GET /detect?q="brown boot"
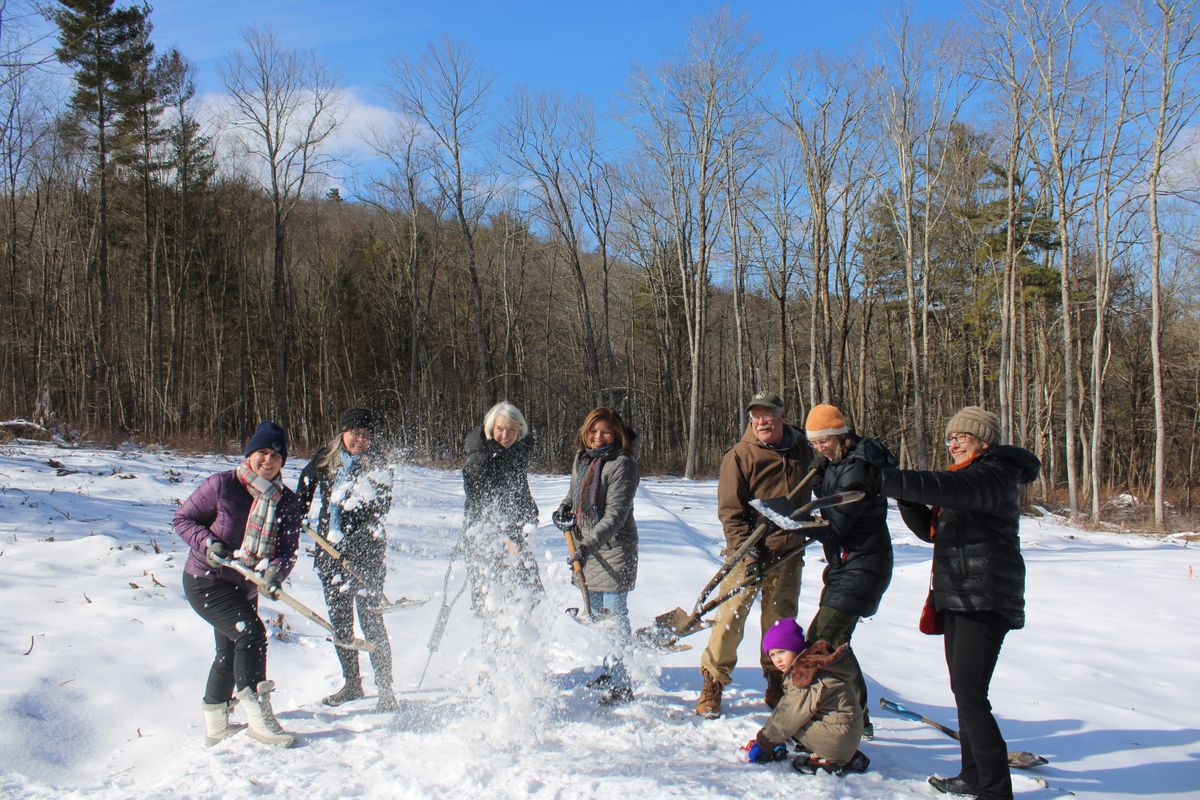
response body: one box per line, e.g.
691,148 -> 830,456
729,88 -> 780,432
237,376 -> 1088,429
765,670 -> 785,709
695,670 -> 723,719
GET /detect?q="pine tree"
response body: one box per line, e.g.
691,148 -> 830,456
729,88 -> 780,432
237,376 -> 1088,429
53,0 -> 151,428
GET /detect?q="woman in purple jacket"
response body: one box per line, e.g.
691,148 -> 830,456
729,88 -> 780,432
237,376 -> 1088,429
174,421 -> 302,748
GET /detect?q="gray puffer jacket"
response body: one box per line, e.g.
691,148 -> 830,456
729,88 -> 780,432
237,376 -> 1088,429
561,445 -> 639,593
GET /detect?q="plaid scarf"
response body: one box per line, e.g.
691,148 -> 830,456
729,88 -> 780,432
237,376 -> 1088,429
236,460 -> 284,564
573,445 -> 615,526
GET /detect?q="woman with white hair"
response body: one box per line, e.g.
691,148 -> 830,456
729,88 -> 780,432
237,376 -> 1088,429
461,401 -> 543,613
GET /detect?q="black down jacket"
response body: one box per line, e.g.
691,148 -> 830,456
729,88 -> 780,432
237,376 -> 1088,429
814,436 -> 894,618
462,426 -> 538,534
882,445 -> 1041,630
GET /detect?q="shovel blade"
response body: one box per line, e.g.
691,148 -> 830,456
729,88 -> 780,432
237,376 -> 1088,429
332,636 -> 376,653
1008,751 -> 1049,769
649,607 -> 712,637
372,596 -> 431,614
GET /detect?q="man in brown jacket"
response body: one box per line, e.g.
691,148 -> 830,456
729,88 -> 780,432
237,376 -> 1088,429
695,391 -> 813,718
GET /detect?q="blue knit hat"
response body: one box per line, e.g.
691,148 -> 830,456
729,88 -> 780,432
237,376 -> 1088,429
762,617 -> 806,655
243,421 -> 288,464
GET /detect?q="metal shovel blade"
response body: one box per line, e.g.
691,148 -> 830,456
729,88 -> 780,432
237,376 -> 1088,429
371,595 -> 430,614
648,607 -> 713,637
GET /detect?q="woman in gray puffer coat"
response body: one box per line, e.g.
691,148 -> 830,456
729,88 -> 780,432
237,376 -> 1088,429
556,406 -> 639,705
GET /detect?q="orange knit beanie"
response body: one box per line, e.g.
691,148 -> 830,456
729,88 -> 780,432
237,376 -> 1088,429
805,404 -> 848,438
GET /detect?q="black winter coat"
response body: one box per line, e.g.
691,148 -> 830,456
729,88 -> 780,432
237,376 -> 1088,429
815,436 -> 894,618
296,447 -> 392,564
462,427 -> 538,535
882,445 -> 1041,630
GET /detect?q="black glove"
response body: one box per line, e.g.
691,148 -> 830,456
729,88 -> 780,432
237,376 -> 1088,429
810,523 -> 836,544
568,543 -> 587,569
552,504 -> 575,529
856,468 -> 882,496
260,565 -> 282,599
860,439 -> 898,471
743,553 -> 764,583
809,452 -> 829,473
205,539 -> 230,568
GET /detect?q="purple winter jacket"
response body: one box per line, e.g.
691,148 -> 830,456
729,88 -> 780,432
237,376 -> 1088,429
173,469 -> 302,596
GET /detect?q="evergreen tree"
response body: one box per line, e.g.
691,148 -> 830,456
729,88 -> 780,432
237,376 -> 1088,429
53,0 -> 151,427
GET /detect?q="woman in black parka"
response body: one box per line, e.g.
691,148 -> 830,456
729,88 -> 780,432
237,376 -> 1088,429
296,407 -> 396,711
803,403 -> 894,738
462,401 -> 543,614
877,406 -> 1040,800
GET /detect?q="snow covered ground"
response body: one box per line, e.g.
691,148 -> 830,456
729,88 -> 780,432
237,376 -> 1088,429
0,440 -> 1197,799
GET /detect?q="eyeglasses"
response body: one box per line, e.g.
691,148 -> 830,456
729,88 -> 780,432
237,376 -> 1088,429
945,433 -> 974,447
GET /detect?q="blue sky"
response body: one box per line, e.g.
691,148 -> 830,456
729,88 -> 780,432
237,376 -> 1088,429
147,0 -> 966,107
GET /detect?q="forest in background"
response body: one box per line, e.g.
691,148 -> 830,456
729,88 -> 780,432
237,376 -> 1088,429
2,1 -> 1199,527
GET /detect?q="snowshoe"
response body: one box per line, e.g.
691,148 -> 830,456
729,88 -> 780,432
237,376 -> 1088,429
792,750 -> 870,776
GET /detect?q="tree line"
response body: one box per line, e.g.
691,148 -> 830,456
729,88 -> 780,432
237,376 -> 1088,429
2,0 -> 1199,527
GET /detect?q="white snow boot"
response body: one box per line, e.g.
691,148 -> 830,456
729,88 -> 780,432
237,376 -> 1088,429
201,700 -> 246,746
236,680 -> 296,748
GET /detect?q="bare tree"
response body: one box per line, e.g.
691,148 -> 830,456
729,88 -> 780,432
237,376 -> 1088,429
1136,0 -> 1200,525
1016,0 -> 1099,518
783,50 -> 872,407
389,36 -> 496,410
501,87 -> 604,404
220,24 -> 342,428
878,13 -> 976,468
623,9 -> 768,477
364,117 -> 432,405
1080,7 -> 1146,521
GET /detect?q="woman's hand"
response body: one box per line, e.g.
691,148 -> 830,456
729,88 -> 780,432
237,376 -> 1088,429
205,538 -> 230,568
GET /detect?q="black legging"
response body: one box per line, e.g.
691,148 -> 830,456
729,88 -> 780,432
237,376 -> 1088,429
944,609 -> 1013,800
184,572 -> 267,704
316,549 -> 393,690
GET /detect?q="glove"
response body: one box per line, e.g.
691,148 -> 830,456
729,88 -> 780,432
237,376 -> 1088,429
809,452 -> 829,473
744,546 -> 768,582
567,543 -> 587,569
205,539 -> 230,568
552,503 -> 574,528
740,739 -> 787,763
260,565 -> 282,599
811,524 -> 836,545
860,438 -> 898,471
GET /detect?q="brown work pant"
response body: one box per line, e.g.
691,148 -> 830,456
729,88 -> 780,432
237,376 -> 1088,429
699,554 -> 803,685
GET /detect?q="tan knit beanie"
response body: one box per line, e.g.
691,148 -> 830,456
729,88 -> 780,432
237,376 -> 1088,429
805,404 -> 849,438
945,405 -> 1000,445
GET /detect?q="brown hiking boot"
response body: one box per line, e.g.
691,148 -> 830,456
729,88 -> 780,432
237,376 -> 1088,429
695,670 -> 723,719
765,670 -> 785,709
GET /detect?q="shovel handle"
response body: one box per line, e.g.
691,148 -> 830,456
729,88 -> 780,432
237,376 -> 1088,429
214,555 -> 377,653
879,698 -> 960,739
562,526 -> 594,619
304,522 -> 395,608
694,467 -> 819,609
695,535 -> 816,620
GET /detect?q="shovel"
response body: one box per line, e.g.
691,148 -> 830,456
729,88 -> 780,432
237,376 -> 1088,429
878,698 -> 1049,769
552,511 -> 599,621
637,488 -> 865,647
304,523 -> 428,613
417,555 -> 468,688
213,555 -> 376,653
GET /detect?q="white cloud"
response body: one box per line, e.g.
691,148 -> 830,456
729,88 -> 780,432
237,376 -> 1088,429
194,86 -> 406,194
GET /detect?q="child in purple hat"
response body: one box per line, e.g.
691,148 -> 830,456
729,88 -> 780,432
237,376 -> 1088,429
739,618 -> 867,774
